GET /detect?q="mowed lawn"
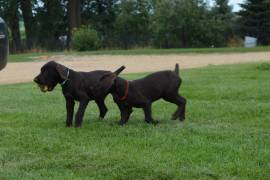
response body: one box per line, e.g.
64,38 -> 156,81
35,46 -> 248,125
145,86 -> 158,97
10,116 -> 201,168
0,62 -> 269,179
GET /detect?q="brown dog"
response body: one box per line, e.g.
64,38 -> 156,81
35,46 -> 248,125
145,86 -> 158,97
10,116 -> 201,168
34,61 -> 125,127
96,64 -> 186,125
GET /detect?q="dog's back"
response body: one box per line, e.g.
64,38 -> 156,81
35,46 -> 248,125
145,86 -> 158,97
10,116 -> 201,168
131,67 -> 181,101
81,70 -> 110,84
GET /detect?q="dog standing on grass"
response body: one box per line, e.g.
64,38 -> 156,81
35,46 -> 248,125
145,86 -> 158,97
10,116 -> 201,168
96,64 -> 186,125
34,61 -> 125,127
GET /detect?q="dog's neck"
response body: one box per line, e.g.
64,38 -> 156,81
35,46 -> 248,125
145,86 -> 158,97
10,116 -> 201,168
58,69 -> 74,87
114,77 -> 129,99
60,69 -> 70,86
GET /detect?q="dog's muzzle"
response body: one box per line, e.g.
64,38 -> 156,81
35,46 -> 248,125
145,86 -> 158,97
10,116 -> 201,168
34,77 -> 52,93
38,84 -> 49,92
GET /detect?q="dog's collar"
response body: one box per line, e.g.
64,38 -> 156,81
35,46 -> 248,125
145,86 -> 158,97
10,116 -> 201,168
119,80 -> 129,101
60,69 -> 69,87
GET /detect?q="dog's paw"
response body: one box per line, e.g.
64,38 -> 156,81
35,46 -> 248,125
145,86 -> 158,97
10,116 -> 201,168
171,115 -> 178,120
179,116 -> 185,122
146,120 -> 159,125
99,114 -> 106,119
118,121 -> 126,126
66,124 -> 73,128
98,117 -> 105,121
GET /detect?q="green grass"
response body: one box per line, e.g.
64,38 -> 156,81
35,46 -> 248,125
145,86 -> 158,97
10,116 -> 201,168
9,52 -> 64,63
9,46 -> 270,62
0,63 -> 270,179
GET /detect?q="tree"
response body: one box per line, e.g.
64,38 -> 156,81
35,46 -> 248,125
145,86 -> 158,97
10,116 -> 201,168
68,0 -> 81,48
211,0 -> 233,46
20,0 -> 37,49
238,0 -> 270,45
151,0 -> 214,48
113,0 -> 151,48
81,0 -> 119,47
0,0 -> 245,51
0,0 -> 22,52
35,0 -> 67,49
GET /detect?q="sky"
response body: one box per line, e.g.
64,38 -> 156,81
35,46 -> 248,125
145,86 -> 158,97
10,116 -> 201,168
210,0 -> 245,12
229,0 -> 245,11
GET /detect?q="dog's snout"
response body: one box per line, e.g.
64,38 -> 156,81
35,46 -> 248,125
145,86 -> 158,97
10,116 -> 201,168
34,76 -> 39,83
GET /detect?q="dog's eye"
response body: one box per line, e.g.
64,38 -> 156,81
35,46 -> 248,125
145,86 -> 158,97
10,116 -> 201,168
41,70 -> 48,76
41,69 -> 46,73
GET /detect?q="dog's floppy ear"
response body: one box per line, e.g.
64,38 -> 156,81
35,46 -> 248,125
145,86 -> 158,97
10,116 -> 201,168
56,64 -> 68,80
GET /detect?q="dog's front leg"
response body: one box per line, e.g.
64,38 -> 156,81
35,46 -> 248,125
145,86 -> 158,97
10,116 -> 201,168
75,100 -> 89,128
118,104 -> 132,125
143,103 -> 158,125
65,97 -> 75,127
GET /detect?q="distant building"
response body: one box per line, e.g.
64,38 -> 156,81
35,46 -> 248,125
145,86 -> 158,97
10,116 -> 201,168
244,36 -> 257,48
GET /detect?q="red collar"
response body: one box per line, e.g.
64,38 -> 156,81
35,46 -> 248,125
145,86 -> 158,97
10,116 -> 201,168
119,80 -> 129,101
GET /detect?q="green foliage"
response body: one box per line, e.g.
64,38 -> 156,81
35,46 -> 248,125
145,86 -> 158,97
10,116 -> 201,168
151,0 -> 233,48
0,0 -> 22,52
2,0 -> 270,51
71,27 -> 101,51
0,63 -> 270,178
35,0 -> 67,50
256,62 -> 270,71
81,0 -> 119,47
113,0 -> 152,48
238,0 -> 270,45
211,0 -> 234,47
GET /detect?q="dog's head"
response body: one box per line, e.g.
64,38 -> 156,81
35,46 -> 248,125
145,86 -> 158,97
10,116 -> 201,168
34,61 -> 69,92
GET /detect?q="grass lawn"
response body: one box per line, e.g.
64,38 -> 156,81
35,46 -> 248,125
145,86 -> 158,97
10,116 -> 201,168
9,46 -> 270,62
0,62 -> 270,179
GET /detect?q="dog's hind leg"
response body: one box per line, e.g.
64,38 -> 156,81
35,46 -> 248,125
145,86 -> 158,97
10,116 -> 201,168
178,95 -> 187,121
163,94 -> 186,121
95,98 -> 108,119
65,97 -> 75,127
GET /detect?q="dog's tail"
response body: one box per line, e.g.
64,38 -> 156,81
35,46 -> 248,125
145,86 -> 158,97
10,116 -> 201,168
174,64 -> 179,75
114,65 -> 126,75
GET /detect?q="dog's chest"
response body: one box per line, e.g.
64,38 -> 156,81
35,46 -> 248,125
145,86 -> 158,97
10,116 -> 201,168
62,88 -> 81,101
63,92 -> 77,101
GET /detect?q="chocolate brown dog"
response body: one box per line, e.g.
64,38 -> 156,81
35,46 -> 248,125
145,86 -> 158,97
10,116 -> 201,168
96,64 -> 186,125
34,61 -> 125,127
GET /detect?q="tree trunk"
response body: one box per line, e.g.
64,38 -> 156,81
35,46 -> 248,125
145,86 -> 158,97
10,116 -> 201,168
7,0 -> 22,52
67,0 -> 81,49
181,27 -> 187,48
20,0 -> 36,49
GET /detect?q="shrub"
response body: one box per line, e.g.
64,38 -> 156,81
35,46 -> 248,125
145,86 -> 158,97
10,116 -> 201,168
227,36 -> 244,47
71,27 -> 101,51
256,63 -> 270,71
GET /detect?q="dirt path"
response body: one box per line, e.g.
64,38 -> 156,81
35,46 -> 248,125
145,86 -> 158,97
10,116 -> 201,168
0,52 -> 270,85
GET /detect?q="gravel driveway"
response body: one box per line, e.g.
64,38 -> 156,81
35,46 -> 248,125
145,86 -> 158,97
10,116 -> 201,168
0,52 -> 270,85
